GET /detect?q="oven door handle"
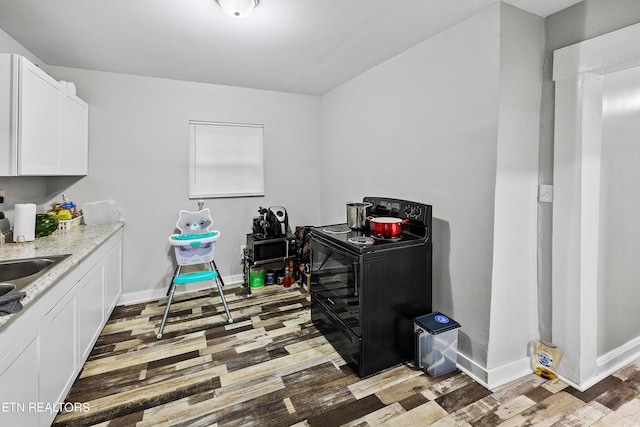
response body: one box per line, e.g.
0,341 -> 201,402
352,260 -> 359,297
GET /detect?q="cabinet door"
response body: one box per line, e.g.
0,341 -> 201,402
78,264 -> 105,361
0,54 -> 17,176
39,288 -> 78,419
18,57 -> 62,175
60,92 -> 88,175
0,327 -> 40,426
104,241 -> 122,316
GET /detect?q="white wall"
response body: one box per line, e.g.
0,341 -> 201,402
33,66 -> 323,300
0,28 -> 44,67
320,4 -> 544,387
321,5 -> 502,372
599,65 -> 640,355
487,4 -> 544,376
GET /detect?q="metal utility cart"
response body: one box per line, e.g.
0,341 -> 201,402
242,231 -> 297,294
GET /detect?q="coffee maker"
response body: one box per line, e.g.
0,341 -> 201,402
252,206 -> 289,239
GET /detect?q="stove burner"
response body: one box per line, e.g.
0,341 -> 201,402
323,225 -> 351,234
348,236 -> 375,245
372,235 -> 402,242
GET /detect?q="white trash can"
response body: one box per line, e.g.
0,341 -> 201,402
414,312 -> 461,377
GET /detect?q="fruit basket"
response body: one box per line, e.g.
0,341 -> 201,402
58,215 -> 83,232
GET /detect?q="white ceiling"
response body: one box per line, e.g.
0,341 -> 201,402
0,0 -> 582,95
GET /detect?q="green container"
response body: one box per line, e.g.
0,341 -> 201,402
249,267 -> 265,289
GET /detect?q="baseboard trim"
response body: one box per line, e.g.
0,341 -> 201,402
458,339 -> 640,393
597,334 -> 640,375
579,335 -> 640,391
456,352 -> 490,388
554,336 -> 640,392
457,352 -> 532,390
118,274 -> 244,305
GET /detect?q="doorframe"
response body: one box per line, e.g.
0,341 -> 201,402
552,22 -> 640,390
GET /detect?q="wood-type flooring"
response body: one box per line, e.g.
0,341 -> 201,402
53,285 -> 640,426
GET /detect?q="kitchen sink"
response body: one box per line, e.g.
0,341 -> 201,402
0,254 -> 71,292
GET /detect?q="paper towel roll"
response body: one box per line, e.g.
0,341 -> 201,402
13,203 -> 36,242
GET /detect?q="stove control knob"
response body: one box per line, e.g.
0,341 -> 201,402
403,205 -> 413,217
414,206 -> 423,217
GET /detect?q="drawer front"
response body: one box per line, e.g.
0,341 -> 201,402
312,296 -> 361,375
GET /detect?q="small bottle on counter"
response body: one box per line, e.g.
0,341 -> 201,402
283,264 -> 291,288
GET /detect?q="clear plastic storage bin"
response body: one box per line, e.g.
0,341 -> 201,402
414,312 -> 461,377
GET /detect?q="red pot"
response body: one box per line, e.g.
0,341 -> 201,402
369,217 -> 409,239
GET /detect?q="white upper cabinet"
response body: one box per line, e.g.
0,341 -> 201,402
60,89 -> 89,175
0,54 -> 88,176
18,57 -> 62,175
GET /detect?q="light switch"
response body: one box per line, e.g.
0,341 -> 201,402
539,185 -> 553,203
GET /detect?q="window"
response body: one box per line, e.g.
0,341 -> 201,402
189,121 -> 264,198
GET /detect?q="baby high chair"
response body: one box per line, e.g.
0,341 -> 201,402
157,207 -> 233,339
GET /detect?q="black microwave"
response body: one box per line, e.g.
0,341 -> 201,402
246,232 -> 296,265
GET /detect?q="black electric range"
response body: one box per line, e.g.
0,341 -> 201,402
311,196 -> 431,254
309,197 -> 433,378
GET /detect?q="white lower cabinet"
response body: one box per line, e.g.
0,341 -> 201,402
0,327 -> 40,426
78,263 -> 105,362
104,242 -> 122,318
0,229 -> 122,426
39,289 -> 78,426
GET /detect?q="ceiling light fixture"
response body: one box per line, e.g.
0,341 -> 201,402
216,0 -> 259,18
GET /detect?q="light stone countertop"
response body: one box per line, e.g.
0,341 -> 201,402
0,221 -> 124,329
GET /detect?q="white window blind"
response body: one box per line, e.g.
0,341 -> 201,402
189,121 -> 264,198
